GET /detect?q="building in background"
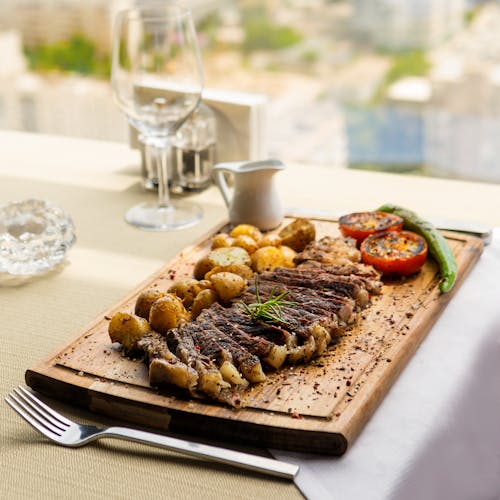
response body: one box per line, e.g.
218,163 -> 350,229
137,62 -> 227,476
0,0 -> 132,53
0,0 -> 222,142
1,0 -> 500,183
352,0 -> 466,50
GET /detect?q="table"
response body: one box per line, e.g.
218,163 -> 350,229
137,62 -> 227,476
1,131 -> 499,499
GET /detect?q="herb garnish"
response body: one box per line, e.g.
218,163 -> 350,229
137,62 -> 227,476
241,276 -> 296,325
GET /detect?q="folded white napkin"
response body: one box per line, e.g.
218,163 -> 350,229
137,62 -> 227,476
272,229 -> 500,500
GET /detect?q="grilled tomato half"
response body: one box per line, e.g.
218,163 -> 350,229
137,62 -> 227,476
360,230 -> 428,275
338,211 -> 403,246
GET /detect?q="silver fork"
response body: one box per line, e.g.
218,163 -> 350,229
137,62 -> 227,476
5,386 -> 299,480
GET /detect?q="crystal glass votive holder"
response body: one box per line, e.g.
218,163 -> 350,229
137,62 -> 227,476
0,199 -> 76,275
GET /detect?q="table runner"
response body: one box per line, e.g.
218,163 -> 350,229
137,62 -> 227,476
272,229 -> 500,500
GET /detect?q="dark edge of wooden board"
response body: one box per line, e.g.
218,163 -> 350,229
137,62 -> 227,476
24,368 -> 349,455
24,217 -> 484,455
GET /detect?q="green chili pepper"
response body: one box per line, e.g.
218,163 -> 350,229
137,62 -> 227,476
376,204 -> 457,293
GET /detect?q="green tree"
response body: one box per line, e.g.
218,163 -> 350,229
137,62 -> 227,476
372,50 -> 431,103
241,9 -> 302,53
25,34 -> 110,78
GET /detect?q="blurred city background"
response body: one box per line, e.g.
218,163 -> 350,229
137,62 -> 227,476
1,0 -> 500,182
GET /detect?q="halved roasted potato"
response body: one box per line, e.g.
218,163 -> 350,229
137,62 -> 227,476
279,218 -> 316,252
194,246 -> 252,280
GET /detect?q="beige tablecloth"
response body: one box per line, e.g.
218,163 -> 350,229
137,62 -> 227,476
0,132 -> 301,500
1,131 -> 500,499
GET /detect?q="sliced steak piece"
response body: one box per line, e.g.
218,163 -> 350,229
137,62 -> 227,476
256,278 -> 356,325
165,328 -> 238,406
137,331 -> 198,392
236,288 -> 328,359
200,304 -> 288,370
179,321 -> 249,388
261,267 -> 370,307
182,319 -> 266,384
210,299 -> 314,365
294,262 -> 383,294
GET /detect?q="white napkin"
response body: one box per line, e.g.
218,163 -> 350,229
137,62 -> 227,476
271,229 -> 500,500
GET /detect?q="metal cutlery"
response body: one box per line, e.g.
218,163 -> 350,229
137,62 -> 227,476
5,386 -> 299,480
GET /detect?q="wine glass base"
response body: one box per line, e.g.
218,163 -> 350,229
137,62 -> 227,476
125,200 -> 202,231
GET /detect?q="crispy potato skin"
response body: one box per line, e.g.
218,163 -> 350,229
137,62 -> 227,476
279,218 -> 316,252
258,233 -> 282,248
149,294 -> 189,334
168,279 -> 211,308
135,289 -> 165,319
191,288 -> 219,319
193,256 -> 213,281
279,245 -> 297,268
204,263 -> 254,281
251,246 -> 285,273
232,235 -> 258,255
208,272 -> 247,303
211,233 -> 234,249
108,312 -> 151,354
229,224 -> 263,242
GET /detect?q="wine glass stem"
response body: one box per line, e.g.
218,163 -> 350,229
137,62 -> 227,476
151,142 -> 171,209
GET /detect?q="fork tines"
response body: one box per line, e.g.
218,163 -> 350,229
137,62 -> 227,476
5,386 -> 70,439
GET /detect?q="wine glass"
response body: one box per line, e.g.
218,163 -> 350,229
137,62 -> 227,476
111,5 -> 204,230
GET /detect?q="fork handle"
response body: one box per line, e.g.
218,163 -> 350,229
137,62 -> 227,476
102,426 -> 299,480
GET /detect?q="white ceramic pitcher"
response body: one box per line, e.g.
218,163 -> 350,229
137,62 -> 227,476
213,159 -> 285,230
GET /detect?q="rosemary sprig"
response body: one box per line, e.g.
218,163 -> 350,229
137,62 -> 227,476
241,276 -> 296,325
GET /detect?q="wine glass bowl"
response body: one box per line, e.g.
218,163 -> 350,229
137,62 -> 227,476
111,5 -> 204,230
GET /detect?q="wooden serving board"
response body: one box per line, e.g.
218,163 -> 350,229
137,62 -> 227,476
26,216 -> 483,455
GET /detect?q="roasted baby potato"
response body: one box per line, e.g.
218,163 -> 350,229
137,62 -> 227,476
191,288 -> 219,319
208,272 -> 247,303
168,278 -> 210,308
194,246 -> 252,280
279,245 -> 297,268
251,246 -> 285,273
193,256 -> 213,280
211,233 -> 234,249
229,224 -> 262,242
231,235 -> 258,255
258,233 -> 282,248
279,218 -> 316,252
108,312 -> 151,355
134,289 -> 165,320
204,263 -> 254,281
149,294 -> 189,334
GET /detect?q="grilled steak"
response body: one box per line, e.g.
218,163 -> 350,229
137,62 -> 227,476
138,331 -> 198,392
165,327 -> 239,405
120,234 -> 384,407
200,304 -> 288,371
260,267 -> 371,307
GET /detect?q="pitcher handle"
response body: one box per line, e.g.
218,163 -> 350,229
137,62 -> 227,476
212,162 -> 242,208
